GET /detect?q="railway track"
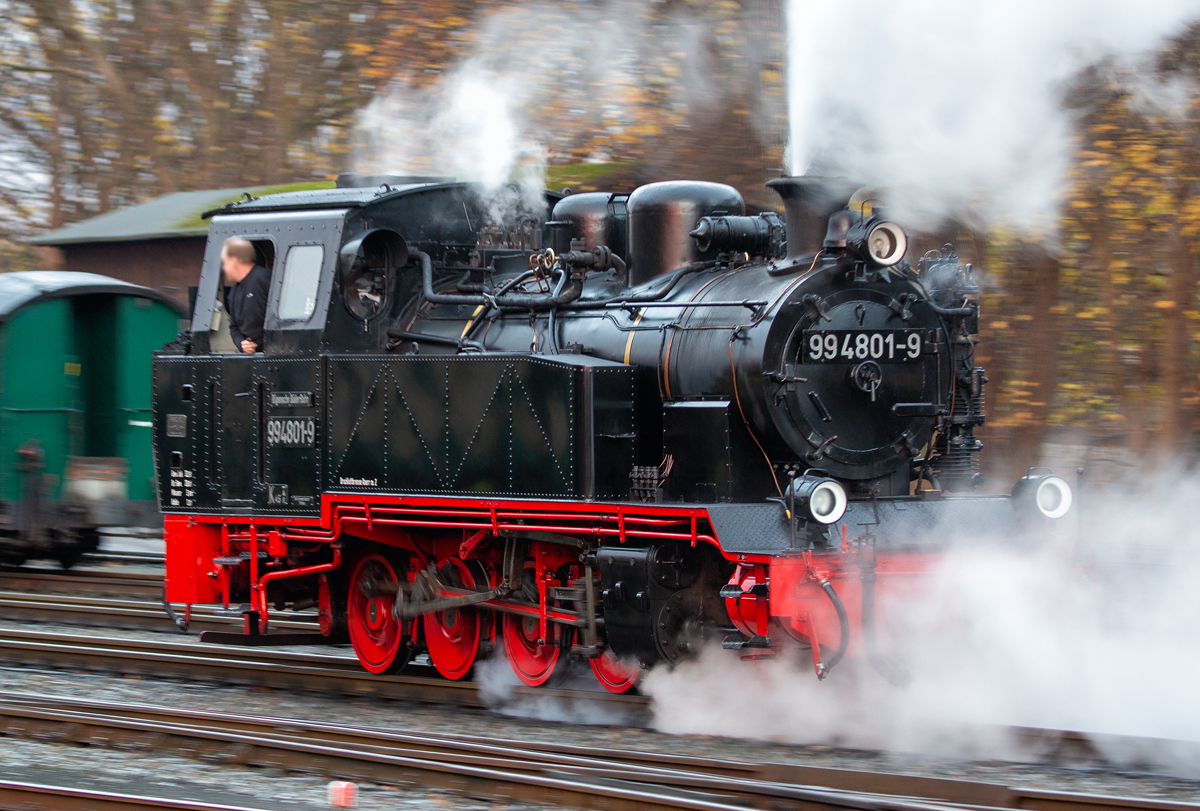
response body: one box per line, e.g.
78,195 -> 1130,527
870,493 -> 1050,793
0,566 -> 322,635
0,565 -> 162,599
0,781 -> 264,811
0,604 -> 1193,775
0,572 -> 1194,796
0,589 -> 319,634
0,626 -> 646,715
0,690 -> 1194,811
82,549 -> 165,567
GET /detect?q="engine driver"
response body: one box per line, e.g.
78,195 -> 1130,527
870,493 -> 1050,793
221,236 -> 271,354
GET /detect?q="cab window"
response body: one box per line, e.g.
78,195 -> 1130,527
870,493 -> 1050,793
278,244 -> 325,321
206,236 -> 275,353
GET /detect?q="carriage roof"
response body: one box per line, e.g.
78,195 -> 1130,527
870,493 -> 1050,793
0,271 -> 184,320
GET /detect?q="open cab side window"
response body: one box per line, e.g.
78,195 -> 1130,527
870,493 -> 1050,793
191,231 -> 276,354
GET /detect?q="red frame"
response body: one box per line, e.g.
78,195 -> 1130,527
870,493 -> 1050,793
165,492 -> 927,672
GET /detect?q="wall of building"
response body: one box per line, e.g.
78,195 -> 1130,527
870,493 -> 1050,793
59,237 -> 206,308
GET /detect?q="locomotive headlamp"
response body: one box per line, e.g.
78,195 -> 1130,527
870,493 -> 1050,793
788,474 -> 848,524
824,212 -> 908,267
865,221 -> 907,266
1011,474 -> 1073,520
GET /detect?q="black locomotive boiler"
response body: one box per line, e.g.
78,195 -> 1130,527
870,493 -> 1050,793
153,175 -> 1073,689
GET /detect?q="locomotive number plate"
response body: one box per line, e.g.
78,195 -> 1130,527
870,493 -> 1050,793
266,416 -> 315,447
804,329 -> 923,363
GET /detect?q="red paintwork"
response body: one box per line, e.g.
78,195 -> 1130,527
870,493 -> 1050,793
257,545 -> 342,633
165,492 -> 936,678
503,612 -> 564,686
347,553 -> 406,673
317,574 -> 335,636
163,516 -> 221,604
423,556 -> 482,680
179,494 -> 723,553
590,650 -> 641,693
725,549 -> 930,664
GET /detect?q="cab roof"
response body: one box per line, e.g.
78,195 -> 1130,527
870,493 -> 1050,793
202,181 -> 565,221
201,182 -> 449,219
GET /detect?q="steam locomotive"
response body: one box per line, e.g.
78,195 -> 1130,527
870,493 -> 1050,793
153,174 -> 1073,690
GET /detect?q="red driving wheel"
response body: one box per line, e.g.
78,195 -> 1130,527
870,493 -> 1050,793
347,553 -> 407,674
423,558 -> 481,680
503,612 -> 567,686
590,649 -> 641,693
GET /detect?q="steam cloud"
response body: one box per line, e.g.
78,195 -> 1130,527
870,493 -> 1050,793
643,472 -> 1200,773
355,68 -> 546,222
354,0 -> 782,218
355,5 -> 1200,767
475,643 -> 642,727
786,0 -> 1199,230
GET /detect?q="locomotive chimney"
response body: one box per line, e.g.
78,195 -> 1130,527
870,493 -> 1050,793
766,176 -> 860,262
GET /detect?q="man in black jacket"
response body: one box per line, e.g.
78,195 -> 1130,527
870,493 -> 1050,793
221,237 -> 271,353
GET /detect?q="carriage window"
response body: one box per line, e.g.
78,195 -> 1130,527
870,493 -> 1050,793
277,244 -> 325,321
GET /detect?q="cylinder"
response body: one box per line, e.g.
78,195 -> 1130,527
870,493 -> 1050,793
549,192 -> 628,260
766,177 -> 860,262
626,181 -> 745,287
689,213 -> 784,257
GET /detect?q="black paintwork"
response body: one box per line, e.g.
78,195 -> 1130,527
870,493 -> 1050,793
404,252 -> 955,488
596,541 -> 732,667
662,400 -> 773,502
155,351 -> 635,514
154,179 -> 988,549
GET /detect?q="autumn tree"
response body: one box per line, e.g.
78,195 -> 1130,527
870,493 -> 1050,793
974,24 -> 1200,481
0,0 -> 477,242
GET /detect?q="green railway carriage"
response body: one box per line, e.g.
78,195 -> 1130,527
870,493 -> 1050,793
0,272 -> 185,567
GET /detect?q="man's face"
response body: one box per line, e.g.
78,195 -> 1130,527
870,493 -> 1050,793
221,250 -> 252,285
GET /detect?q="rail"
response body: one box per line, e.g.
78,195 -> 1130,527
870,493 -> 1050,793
0,627 -> 647,713
0,780 -> 263,811
0,691 -> 1192,811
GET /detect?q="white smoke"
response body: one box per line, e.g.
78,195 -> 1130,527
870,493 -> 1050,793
354,0 -> 783,214
475,642 -> 643,726
355,68 -> 546,222
785,0 -> 1199,230
643,471 -> 1200,773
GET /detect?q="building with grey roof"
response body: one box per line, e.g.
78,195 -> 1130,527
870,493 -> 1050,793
28,182 -> 333,306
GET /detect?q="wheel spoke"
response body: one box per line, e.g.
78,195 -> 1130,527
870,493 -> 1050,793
590,649 -> 641,693
502,612 -> 564,687
348,553 -> 407,674
423,557 -> 481,680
